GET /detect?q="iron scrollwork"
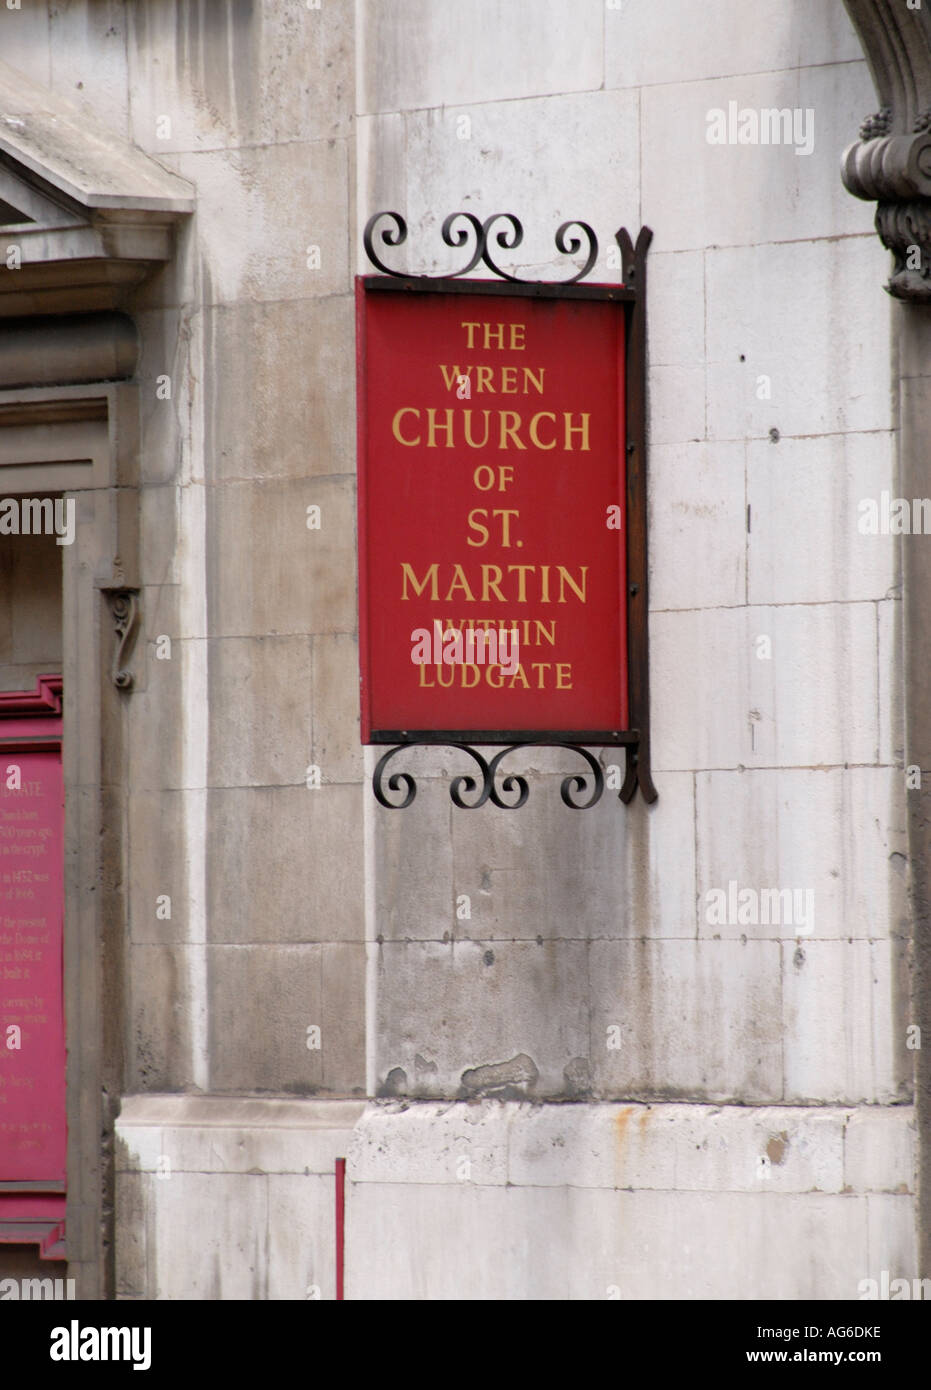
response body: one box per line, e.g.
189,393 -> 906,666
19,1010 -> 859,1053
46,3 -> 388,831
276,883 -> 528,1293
373,743 -> 607,811
363,210 -> 599,285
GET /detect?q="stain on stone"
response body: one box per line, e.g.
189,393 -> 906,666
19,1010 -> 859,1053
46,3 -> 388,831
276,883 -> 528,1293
483,949 -> 495,967
480,868 -> 492,892
414,1053 -> 437,1076
889,852 -> 907,878
460,1052 -> 538,1097
377,1066 -> 408,1098
614,1106 -> 634,1153
766,1131 -> 789,1165
563,1056 -> 592,1097
793,945 -> 805,970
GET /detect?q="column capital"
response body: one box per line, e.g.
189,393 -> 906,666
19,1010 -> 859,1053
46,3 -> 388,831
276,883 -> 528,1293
842,1 -> 931,300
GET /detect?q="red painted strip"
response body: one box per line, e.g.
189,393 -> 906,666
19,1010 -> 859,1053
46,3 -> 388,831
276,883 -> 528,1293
335,1156 -> 346,1301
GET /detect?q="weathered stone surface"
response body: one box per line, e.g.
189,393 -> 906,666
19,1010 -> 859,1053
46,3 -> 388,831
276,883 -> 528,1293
206,636 -> 313,789
127,2 -> 353,152
174,139 -> 349,304
208,942 -> 365,1095
373,940 -> 589,1098
311,634 -> 363,784
206,785 -> 364,943
782,939 -> 909,1104
696,768 -> 906,941
128,944 -> 197,1092
207,476 -> 356,639
359,0 -> 605,113
590,939 -> 783,1101
641,64 -> 876,254
203,296 -> 356,485
605,0 -> 862,89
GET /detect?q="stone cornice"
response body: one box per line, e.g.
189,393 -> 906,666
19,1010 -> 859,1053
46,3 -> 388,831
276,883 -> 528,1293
0,59 -> 193,317
842,1 -> 931,300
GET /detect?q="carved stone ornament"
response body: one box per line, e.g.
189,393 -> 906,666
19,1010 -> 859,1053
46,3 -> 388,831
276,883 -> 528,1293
841,2 -> 931,300
101,587 -> 141,690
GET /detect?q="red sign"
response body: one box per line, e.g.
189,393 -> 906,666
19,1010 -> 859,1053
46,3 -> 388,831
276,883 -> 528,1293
0,678 -> 65,1257
357,283 -> 628,739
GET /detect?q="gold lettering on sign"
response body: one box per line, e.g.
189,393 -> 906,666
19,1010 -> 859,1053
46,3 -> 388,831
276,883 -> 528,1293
400,563 -> 588,605
389,408 -> 591,451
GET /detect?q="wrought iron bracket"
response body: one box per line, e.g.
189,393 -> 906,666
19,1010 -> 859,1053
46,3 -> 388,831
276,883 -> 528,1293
363,210 -> 602,285
373,740 -> 637,811
361,212 -> 657,808
100,586 -> 141,690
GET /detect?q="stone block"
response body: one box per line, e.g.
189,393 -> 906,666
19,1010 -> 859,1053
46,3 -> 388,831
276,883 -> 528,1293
148,1172 -> 269,1300
358,0 -> 604,113
647,249 -> 705,367
783,939 -> 908,1104
844,1109 -> 915,1195
706,238 -> 893,441
652,601 -> 880,772
127,1 -> 352,152
267,1173 -> 338,1300
648,364 -> 706,446
203,296 -> 356,484
649,441 -> 745,610
207,636 -> 313,789
864,1194 -> 920,1296
128,944 -> 198,1092
208,942 -> 366,1094
175,140 -> 350,304
567,1188 -> 867,1299
369,89 -> 638,279
49,2 -> 131,138
878,598 -> 904,766
345,1181 -> 570,1299
206,785 -> 364,943
128,789 -> 191,946
696,767 -> 906,941
348,1100 -> 508,1186
446,769 -> 695,941
373,939 -> 590,1098
605,0 -> 863,89
641,63 -> 877,253
590,938 -> 783,1101
207,475 -> 356,639
311,633 -> 363,784
747,431 -> 897,606
114,1172 -> 147,1299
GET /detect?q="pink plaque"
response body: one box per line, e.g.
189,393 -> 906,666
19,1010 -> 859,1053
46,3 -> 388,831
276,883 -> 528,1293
0,676 -> 65,1258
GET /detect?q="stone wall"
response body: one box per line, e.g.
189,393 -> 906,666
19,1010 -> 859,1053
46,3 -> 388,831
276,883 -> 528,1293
0,0 -> 913,1298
